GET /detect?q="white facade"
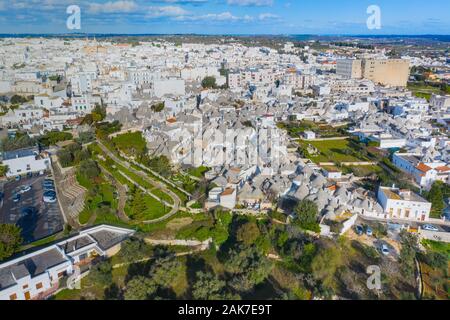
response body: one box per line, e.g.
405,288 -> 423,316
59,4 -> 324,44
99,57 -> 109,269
0,225 -> 134,301
153,79 -> 185,98
377,187 -> 431,221
2,150 -> 51,178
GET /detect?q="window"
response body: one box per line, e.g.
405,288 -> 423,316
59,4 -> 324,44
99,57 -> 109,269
36,282 -> 43,290
9,293 -> 17,300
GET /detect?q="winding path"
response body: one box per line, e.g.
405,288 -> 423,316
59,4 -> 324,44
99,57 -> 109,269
97,141 -> 182,224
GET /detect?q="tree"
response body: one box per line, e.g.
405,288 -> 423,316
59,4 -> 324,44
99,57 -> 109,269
294,200 -> 320,232
311,246 -> 342,289
124,276 -> 157,300
129,189 -> 148,220
419,251 -> 447,270
151,102 -> 165,112
202,76 -> 217,89
236,221 -> 260,246
78,159 -> 101,179
192,271 -> 227,300
143,155 -> 172,177
88,260 -> 113,287
57,149 -> 74,168
38,131 -> 73,147
399,231 -> 419,278
1,134 -> 36,152
0,224 -> 22,261
77,131 -> 95,144
149,256 -> 183,288
117,239 -> 150,263
224,245 -> 273,292
10,95 -> 28,105
426,182 -> 445,218
91,104 -> 107,122
0,164 -> 8,177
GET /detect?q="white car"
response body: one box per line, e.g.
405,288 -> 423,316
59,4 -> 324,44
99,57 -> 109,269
422,224 -> 439,232
381,244 -> 389,256
19,185 -> 32,194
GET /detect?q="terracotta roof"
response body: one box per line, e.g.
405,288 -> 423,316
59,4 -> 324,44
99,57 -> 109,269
416,163 -> 432,173
221,188 -> 235,196
436,166 -> 450,172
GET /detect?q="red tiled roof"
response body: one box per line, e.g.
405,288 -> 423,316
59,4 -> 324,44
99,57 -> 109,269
436,166 -> 450,172
416,163 -> 432,173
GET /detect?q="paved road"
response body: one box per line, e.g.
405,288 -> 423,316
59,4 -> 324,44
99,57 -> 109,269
359,215 -> 450,232
97,141 -> 182,224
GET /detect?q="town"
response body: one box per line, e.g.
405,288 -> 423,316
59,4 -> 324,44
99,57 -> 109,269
0,34 -> 448,301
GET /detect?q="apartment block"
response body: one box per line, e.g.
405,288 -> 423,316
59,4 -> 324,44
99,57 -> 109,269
337,58 -> 410,87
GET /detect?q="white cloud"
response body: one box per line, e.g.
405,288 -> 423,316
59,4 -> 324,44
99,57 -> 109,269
146,6 -> 190,18
89,1 -> 139,14
227,0 -> 273,7
258,13 -> 279,21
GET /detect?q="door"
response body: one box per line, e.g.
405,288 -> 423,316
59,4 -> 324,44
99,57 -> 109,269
24,291 -> 31,300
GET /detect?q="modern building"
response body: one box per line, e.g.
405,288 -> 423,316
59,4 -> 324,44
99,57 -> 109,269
336,59 -> 363,79
0,225 -> 134,301
337,58 -> 410,87
377,186 -> 432,221
1,147 -> 51,178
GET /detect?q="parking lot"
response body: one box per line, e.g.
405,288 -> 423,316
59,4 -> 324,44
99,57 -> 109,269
0,174 -> 64,244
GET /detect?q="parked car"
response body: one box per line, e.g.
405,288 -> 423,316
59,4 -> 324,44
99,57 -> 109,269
43,182 -> 55,189
12,193 -> 21,203
43,185 -> 55,191
366,227 -> 373,237
15,176 -> 21,181
0,192 -> 4,201
422,224 -> 439,232
381,244 -> 389,256
43,191 -> 57,203
355,225 -> 364,236
20,207 -> 37,218
19,185 -> 32,194
27,172 -> 33,179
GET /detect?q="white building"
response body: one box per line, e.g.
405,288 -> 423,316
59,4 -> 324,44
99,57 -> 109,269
377,186 -> 432,221
1,148 -> 51,178
153,78 -> 185,98
0,225 -> 134,300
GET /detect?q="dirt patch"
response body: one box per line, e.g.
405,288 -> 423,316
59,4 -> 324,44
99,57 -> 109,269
166,217 -> 194,231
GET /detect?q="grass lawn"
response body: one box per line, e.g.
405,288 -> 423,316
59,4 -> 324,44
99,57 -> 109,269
342,165 -> 383,177
112,131 -> 147,156
422,240 -> 450,259
77,176 -> 118,225
300,139 -> 370,164
151,188 -> 175,205
407,82 -> 445,101
187,166 -> 209,178
278,120 -> 348,139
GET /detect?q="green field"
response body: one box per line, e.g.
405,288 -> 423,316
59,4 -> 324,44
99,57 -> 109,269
300,139 -> 370,164
342,165 -> 383,177
112,131 -> 147,156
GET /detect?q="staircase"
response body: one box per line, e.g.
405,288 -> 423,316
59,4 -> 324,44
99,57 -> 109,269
60,171 -> 87,220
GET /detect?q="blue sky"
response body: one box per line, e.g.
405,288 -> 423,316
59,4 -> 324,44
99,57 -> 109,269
0,0 -> 449,34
